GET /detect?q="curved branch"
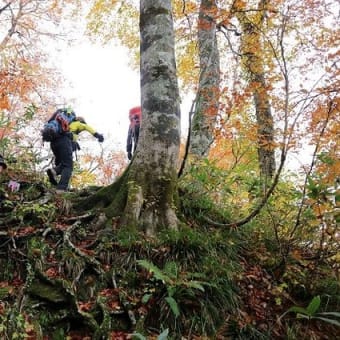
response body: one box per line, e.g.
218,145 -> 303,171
203,154 -> 285,228
177,99 -> 196,178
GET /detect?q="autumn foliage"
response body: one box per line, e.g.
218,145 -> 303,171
0,0 -> 339,339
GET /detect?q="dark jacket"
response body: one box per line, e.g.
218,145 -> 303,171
126,123 -> 140,154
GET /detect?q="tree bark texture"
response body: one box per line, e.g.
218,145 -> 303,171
119,0 -> 181,235
234,0 -> 276,181
190,0 -> 220,157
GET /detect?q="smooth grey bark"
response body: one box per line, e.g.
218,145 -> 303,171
121,0 -> 181,235
190,0 -> 220,157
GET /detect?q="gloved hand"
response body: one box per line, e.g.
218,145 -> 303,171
94,132 -> 104,143
127,152 -> 132,160
72,141 -> 81,152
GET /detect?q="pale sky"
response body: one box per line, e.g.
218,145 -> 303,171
58,43 -> 309,172
46,42 -> 317,187
58,41 -> 192,155
59,42 -> 141,152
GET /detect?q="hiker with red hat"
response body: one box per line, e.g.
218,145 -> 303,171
126,106 -> 141,160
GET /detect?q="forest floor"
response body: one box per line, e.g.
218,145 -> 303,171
0,177 -> 339,339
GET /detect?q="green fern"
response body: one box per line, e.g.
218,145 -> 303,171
283,296 -> 340,327
137,259 -> 211,319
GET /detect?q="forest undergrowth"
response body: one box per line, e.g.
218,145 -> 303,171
0,164 -> 339,340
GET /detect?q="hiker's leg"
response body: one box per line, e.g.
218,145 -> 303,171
56,136 -> 73,190
51,139 -> 64,177
47,141 -> 59,185
51,142 -> 61,171
58,167 -> 72,190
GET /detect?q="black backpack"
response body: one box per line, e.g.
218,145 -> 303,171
42,109 -> 76,142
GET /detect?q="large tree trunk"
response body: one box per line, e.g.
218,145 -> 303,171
190,0 -> 220,157
81,0 -> 181,236
234,0 -> 276,182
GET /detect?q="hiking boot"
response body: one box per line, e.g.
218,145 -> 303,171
55,189 -> 66,194
46,168 -> 58,186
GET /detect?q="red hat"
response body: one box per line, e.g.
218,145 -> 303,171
129,106 -> 141,121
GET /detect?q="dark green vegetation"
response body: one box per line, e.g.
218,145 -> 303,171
0,163 -> 339,339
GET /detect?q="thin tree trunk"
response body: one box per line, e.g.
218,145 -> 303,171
190,0 -> 220,157
234,0 -> 276,182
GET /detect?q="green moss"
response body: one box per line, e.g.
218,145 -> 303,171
27,237 -> 51,260
76,170 -> 129,218
0,286 -> 12,299
27,279 -> 69,303
103,173 -> 129,218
